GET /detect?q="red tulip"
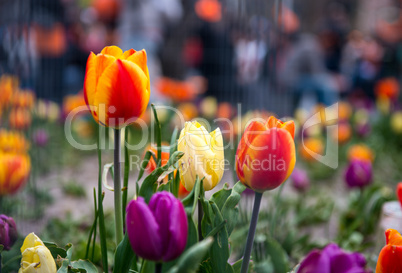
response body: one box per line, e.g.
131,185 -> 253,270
397,183 -> 402,209
376,229 -> 402,273
84,46 -> 150,128
235,116 -> 296,192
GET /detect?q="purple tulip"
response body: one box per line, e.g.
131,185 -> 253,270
33,129 -> 49,147
356,123 -> 371,138
344,160 -> 372,189
126,192 -> 188,262
291,168 -> 310,193
0,214 -> 18,251
298,243 -> 371,273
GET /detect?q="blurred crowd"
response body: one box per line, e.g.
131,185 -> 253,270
0,0 -> 401,114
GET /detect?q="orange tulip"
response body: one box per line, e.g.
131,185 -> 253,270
156,77 -> 201,102
375,77 -> 399,101
0,153 -> 31,196
11,89 -> 35,109
145,144 -> 190,198
299,138 -> 324,162
63,92 -> 87,117
338,101 -> 352,121
0,130 -> 30,154
84,46 -> 150,128
235,116 -> 296,192
347,144 -> 374,163
332,122 -> 352,144
0,75 -> 18,109
9,108 -> 32,130
376,229 -> 402,273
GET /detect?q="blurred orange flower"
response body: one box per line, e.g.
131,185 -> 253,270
299,138 -> 324,162
156,76 -> 205,103
332,122 -> 352,144
63,92 -> 87,117
375,77 -> 399,101
11,89 -> 36,109
177,103 -> 198,121
0,130 -> 30,154
0,75 -> 18,109
338,101 -> 352,121
0,153 -> 31,196
9,108 -> 32,130
217,102 -> 234,120
195,0 -> 221,23
347,144 -> 374,163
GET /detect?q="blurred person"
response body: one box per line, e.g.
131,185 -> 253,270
118,0 -> 183,102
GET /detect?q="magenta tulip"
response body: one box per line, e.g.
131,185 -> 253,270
126,192 -> 188,262
290,168 -> 310,193
344,160 -> 372,189
0,214 -> 17,250
298,243 -> 370,273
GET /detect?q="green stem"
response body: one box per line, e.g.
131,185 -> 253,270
97,127 -> 108,272
155,263 -> 162,273
122,128 -> 130,228
240,192 -> 263,273
114,128 -> 124,244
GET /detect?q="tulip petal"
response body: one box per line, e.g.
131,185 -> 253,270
376,245 -> 402,273
101,46 -> 123,57
163,198 -> 188,261
236,121 -> 267,182
386,229 -> 402,246
94,59 -> 150,127
149,193 -> 173,255
298,249 -> 331,273
126,198 -> 162,261
242,128 -> 295,192
121,49 -> 136,59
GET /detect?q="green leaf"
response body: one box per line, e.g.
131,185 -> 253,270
43,241 -> 67,259
264,237 -> 289,273
182,177 -> 201,215
221,182 -> 246,235
201,201 -> 230,273
232,259 -> 243,273
139,151 -> 184,202
113,234 -> 135,273
210,183 -> 231,210
166,237 -> 214,273
71,260 -> 98,273
151,104 -> 162,167
123,127 -> 131,224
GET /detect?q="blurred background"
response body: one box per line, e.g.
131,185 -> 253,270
1,0 -> 400,114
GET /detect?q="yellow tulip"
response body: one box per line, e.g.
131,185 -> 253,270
178,121 -> 224,191
19,233 -> 57,273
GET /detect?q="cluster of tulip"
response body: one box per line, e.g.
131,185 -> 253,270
0,75 -> 36,130
79,45 -> 298,272
0,129 -> 31,196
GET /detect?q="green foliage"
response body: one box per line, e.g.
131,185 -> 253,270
62,180 -> 86,198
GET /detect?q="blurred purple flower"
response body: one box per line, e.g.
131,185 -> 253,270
33,129 -> 49,147
344,160 -> 372,189
356,123 -> 371,138
0,214 -> 18,251
291,168 -> 310,193
298,243 -> 371,273
126,192 -> 188,262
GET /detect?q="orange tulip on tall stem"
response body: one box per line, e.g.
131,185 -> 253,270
83,45 -> 150,246
236,116 -> 296,273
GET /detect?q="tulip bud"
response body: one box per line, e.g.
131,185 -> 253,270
344,160 -> 372,189
126,192 -> 188,262
290,168 -> 310,193
0,153 -> 31,196
33,129 -> 49,147
298,243 -> 369,273
376,229 -> 402,273
177,121 -> 224,191
84,46 -> 150,128
236,116 -> 296,192
0,214 -> 17,250
18,233 -> 57,273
